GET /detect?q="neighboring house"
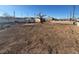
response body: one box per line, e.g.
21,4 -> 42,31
14,17 -> 26,23
0,16 -> 15,29
0,16 -> 14,23
0,16 -> 42,24
27,17 -> 35,23
76,21 -> 79,26
35,17 -> 40,23
73,19 -> 79,26
47,17 -> 53,21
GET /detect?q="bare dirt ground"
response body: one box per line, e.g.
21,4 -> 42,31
0,22 -> 79,54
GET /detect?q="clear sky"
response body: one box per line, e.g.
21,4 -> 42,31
0,5 -> 79,19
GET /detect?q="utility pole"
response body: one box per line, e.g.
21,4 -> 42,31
13,11 -> 15,22
72,5 -> 76,21
13,11 -> 15,17
70,10 -> 72,21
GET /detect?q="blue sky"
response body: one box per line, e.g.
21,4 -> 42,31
0,5 -> 79,19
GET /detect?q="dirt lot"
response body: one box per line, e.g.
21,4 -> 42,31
0,22 -> 79,54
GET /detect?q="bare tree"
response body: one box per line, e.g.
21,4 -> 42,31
37,12 -> 46,23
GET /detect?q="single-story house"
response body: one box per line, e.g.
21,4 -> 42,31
73,19 -> 79,26
35,18 -> 40,23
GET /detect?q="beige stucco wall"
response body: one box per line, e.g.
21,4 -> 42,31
76,22 -> 79,26
35,18 -> 40,23
50,21 -> 74,24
